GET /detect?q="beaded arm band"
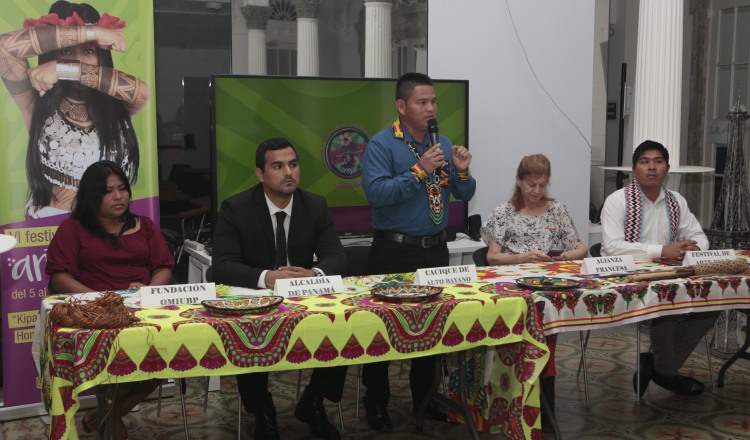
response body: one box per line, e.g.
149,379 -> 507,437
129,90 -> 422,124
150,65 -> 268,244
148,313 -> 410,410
56,60 -> 81,81
410,163 -> 429,182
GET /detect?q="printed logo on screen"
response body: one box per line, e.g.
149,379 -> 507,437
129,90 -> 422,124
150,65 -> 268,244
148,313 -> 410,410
323,127 -> 369,179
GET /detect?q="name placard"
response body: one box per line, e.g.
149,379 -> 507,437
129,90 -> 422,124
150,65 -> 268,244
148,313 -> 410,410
274,276 -> 345,298
141,283 -> 216,308
684,249 -> 736,266
414,264 -> 478,286
580,255 -> 636,275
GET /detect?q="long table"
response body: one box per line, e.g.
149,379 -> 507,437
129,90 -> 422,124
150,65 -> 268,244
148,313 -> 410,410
344,254 -> 750,431
464,253 -> 750,334
38,254 -> 750,440
36,282 -> 549,440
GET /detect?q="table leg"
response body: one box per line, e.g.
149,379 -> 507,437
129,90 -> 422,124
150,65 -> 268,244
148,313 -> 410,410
718,310 -> 750,388
415,352 -> 479,440
539,378 -> 562,440
95,386 -> 106,440
106,386 -> 116,440
95,385 -> 116,440
455,352 -> 480,440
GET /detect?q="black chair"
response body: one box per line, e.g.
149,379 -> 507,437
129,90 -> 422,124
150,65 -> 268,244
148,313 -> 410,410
589,243 -> 602,257
472,246 -> 489,266
718,310 -> 750,387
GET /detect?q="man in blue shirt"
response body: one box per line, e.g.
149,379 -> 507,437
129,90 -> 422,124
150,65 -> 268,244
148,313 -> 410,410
360,72 -> 476,432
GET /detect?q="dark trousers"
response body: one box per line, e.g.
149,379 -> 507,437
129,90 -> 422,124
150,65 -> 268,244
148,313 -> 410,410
362,356 -> 436,408
362,235 -> 449,407
649,311 -> 720,376
237,366 -> 348,413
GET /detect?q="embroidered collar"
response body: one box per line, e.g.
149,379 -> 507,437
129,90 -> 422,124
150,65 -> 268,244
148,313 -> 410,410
392,118 -> 405,140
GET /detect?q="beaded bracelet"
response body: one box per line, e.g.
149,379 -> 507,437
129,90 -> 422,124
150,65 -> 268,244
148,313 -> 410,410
56,60 -> 81,81
456,170 -> 471,180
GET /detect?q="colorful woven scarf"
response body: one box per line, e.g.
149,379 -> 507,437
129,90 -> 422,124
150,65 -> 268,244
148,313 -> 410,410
392,119 -> 446,225
623,180 -> 680,243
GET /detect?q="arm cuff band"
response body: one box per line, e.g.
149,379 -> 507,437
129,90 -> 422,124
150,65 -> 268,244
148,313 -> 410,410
85,25 -> 95,42
411,163 -> 429,182
56,60 -> 81,81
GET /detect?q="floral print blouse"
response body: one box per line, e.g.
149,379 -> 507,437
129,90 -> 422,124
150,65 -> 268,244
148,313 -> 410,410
480,200 -> 582,255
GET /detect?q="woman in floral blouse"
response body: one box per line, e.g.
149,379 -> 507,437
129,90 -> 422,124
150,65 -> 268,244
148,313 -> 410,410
480,153 -> 587,421
481,154 -> 587,265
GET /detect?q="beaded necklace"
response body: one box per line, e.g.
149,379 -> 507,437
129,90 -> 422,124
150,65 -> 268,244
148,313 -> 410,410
392,119 -> 448,225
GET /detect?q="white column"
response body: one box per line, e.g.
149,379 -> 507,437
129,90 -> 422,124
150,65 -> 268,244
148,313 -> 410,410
294,0 -> 320,77
631,0 -> 684,164
297,18 -> 319,76
247,29 -> 267,75
240,3 -> 271,75
365,0 -> 393,78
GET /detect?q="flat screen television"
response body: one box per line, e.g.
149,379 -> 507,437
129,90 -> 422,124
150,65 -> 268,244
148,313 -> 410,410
210,75 -> 469,236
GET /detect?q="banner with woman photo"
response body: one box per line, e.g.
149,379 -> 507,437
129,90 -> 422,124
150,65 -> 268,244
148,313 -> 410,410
0,0 -> 158,407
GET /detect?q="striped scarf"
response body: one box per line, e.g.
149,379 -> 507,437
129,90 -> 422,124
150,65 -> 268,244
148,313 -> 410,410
623,180 -> 680,243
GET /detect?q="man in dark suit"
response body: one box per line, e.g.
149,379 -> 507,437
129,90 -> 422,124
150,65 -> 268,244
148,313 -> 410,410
212,138 -> 348,440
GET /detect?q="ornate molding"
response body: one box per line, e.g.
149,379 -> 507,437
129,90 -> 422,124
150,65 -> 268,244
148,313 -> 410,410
240,5 -> 272,30
270,0 -> 297,21
292,0 -> 320,19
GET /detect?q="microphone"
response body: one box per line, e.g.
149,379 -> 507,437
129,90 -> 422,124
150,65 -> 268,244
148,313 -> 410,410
427,118 -> 439,146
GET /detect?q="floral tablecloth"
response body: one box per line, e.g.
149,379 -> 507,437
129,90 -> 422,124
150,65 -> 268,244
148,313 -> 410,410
40,254 -> 750,440
37,278 -> 549,440
346,255 -> 750,437
470,254 -> 750,334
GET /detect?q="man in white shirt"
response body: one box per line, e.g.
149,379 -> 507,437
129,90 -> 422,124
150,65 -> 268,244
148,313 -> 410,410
601,140 -> 718,398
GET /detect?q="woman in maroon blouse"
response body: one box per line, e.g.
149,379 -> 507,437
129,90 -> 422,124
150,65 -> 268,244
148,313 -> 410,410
46,160 -> 173,439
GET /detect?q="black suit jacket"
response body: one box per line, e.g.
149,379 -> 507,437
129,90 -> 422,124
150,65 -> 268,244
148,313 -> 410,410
212,184 -> 348,288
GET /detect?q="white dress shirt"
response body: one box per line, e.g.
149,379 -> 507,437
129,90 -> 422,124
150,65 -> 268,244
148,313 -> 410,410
257,194 -> 293,288
601,186 -> 708,258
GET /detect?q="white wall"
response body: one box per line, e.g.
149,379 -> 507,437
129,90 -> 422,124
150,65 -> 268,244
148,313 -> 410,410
429,0 -> 595,242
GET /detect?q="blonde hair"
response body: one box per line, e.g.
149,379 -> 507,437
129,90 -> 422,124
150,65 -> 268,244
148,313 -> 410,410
509,154 -> 552,211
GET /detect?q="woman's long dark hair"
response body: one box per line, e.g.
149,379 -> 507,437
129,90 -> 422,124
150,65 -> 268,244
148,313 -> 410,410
26,1 -> 139,210
72,160 -> 136,247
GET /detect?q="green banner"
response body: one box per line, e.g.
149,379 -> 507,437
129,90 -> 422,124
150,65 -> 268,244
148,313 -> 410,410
213,76 -> 468,210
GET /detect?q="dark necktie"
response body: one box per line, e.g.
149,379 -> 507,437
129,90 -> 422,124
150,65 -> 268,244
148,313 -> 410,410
274,211 -> 287,269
